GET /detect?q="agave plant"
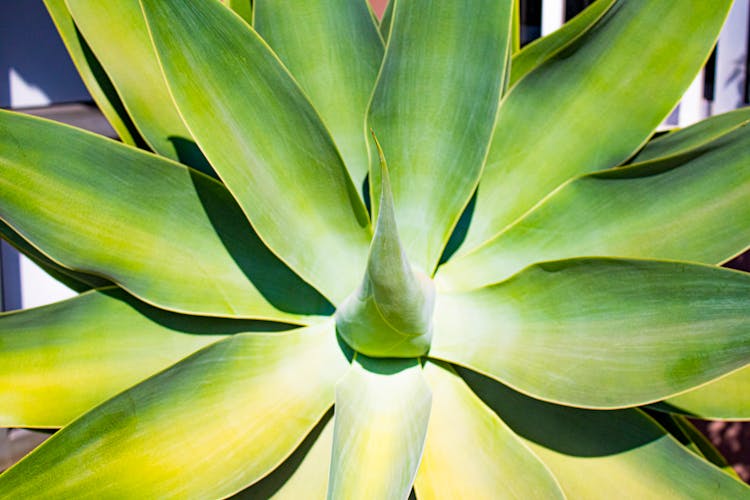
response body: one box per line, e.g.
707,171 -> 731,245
1,0 -> 749,497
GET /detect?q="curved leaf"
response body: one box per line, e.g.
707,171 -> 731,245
235,412 -> 334,499
462,369 -> 750,497
644,410 -> 740,478
414,361 -> 563,499
432,258 -> 750,408
367,0 -> 512,272
464,0 -> 733,252
254,0 -> 384,187
0,288 -> 242,427
43,0 -> 144,146
633,106 -> 750,162
670,415 -> 740,477
0,220 -> 107,292
0,110 -> 331,322
65,0 -> 211,173
0,322 -> 349,498
379,0 -> 394,39
510,0 -> 520,53
328,356 -> 431,499
141,0 -> 371,304
654,365 -> 750,421
438,124 -> 750,290
336,144 -> 435,357
226,0 -> 252,24
510,0 -> 616,87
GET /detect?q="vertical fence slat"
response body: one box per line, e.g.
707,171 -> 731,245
714,0 -> 750,113
678,70 -> 710,126
541,0 -> 565,35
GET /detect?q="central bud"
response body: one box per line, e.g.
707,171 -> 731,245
335,135 -> 435,358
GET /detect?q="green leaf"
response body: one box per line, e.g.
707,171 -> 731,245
254,0 -> 384,187
653,365 -> 750,420
438,124 -> 750,290
226,0 -> 253,25
509,0 -> 616,87
670,415 -> 740,478
0,288 -> 245,427
414,361 -> 564,499
645,410 -> 740,478
0,220 -> 108,292
368,0 -> 512,272
510,0 -> 520,53
0,322 -> 349,498
328,356 -> 431,499
0,110 -> 331,322
633,106 -> 750,163
65,0 -> 211,173
234,411 -> 334,499
42,0 -> 144,146
462,369 -> 750,497
379,0 -> 394,39
141,0 -> 371,304
431,258 -> 750,408
463,0 -> 733,252
336,140 -> 435,358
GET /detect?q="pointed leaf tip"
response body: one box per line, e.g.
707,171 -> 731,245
336,135 -> 435,357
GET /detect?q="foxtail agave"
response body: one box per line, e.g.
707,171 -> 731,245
1,0 -> 749,497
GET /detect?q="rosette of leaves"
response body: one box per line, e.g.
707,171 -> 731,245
1,0 -> 749,497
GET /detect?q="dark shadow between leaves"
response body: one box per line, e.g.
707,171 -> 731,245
102,288 -> 296,335
231,407 -> 334,499
457,366 -> 664,458
362,174 -> 371,215
75,25 -> 148,149
355,354 -> 417,376
647,401 -> 697,418
438,191 -> 475,266
168,136 -> 216,178
189,170 -> 334,317
336,332 -> 356,365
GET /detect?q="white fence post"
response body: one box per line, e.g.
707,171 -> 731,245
713,0 -> 749,114
541,0 -> 565,36
677,70 -> 710,127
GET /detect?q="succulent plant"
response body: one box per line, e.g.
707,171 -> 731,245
1,0 -> 749,497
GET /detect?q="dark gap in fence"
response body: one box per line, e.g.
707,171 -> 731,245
745,5 -> 750,104
520,0 -> 542,46
704,47 -> 717,102
565,0 -> 595,21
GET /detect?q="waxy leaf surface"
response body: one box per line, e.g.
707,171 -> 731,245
43,0 -> 143,146
464,0 -> 732,251
657,365 -> 750,420
254,0 -> 384,187
439,124 -> 750,290
368,0 -> 512,272
0,288 -> 231,427
463,370 -> 750,497
328,356 -> 431,499
433,259 -> 750,408
0,322 -> 348,498
141,0 -> 371,303
0,111 -> 330,322
66,0 -> 210,172
415,361 -> 563,499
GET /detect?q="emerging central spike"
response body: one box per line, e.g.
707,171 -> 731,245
335,134 -> 435,358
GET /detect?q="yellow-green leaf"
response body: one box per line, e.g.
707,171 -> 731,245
464,0 -> 733,252
0,322 -> 348,498
432,259 -> 750,408
328,356 -> 431,499
141,0 -> 371,304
